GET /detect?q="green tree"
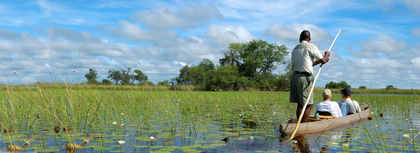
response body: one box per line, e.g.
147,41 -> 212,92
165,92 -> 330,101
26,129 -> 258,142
386,85 -> 396,90
175,65 -> 192,84
131,69 -> 148,84
325,81 -> 351,89
101,79 -> 112,85
219,40 -> 288,80
84,68 -> 98,84
120,68 -> 132,85
359,86 -> 367,89
174,59 -> 215,87
108,70 -> 122,85
208,65 -> 239,90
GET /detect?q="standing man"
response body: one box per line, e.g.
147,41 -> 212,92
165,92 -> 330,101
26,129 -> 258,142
290,30 -> 330,122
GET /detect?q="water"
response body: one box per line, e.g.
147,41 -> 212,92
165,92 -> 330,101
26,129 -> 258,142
0,92 -> 418,152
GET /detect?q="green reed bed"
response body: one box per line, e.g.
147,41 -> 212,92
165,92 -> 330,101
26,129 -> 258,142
0,85 -> 418,152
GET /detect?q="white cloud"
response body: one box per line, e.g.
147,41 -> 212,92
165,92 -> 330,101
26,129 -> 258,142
402,0 -> 420,12
109,20 -> 177,42
354,34 -> 406,57
412,27 -> 420,37
132,4 -> 222,29
206,24 -> 255,47
375,0 -> 420,13
265,23 -> 331,44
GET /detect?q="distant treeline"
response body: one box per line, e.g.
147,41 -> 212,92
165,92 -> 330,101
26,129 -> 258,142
84,40 -> 292,91
85,68 -> 153,86
83,40 -> 399,92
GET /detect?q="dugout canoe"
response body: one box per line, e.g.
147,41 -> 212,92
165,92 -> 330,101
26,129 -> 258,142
280,105 -> 371,135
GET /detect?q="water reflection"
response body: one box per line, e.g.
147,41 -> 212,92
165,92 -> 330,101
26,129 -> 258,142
291,135 -> 311,153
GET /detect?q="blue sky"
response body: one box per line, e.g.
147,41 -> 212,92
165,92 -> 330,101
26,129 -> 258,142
0,0 -> 419,89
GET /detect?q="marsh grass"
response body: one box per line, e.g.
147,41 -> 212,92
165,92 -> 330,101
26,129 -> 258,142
0,84 -> 417,152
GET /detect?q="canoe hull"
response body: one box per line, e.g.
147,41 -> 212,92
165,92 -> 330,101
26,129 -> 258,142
280,107 -> 371,135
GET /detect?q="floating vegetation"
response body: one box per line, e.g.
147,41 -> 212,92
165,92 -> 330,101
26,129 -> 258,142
7,144 -> 23,151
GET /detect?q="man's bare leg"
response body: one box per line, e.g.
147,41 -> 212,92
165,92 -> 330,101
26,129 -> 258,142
296,104 -> 313,123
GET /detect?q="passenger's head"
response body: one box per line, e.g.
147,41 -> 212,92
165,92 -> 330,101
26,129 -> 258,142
340,88 -> 351,98
299,30 -> 311,42
322,89 -> 332,100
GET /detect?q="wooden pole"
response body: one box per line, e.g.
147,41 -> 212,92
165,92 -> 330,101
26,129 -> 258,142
288,28 -> 341,140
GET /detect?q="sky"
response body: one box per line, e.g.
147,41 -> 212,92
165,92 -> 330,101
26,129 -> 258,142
0,0 -> 419,89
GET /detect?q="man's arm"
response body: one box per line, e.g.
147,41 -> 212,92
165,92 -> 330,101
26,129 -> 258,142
313,51 -> 330,66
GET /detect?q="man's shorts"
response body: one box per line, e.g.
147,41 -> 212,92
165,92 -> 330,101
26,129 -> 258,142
290,72 -> 313,105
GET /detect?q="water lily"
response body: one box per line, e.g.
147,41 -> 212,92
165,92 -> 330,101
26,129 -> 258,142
249,136 -> 254,141
24,140 -> 30,145
83,139 -> 89,144
112,121 -> 117,125
150,136 -> 155,140
403,134 -> 410,138
118,140 -> 126,145
177,99 -> 181,102
121,113 -> 124,116
342,143 -> 349,147
249,104 -> 252,107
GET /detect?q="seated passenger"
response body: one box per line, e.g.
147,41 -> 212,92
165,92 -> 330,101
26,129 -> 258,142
316,89 -> 342,118
336,88 -> 361,115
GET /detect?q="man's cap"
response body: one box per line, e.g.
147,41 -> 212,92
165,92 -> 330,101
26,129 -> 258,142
340,88 -> 351,96
322,89 -> 332,99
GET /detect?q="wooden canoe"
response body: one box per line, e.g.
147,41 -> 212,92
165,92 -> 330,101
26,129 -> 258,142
280,105 -> 371,135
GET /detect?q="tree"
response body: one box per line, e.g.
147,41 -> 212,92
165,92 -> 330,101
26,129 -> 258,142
359,86 -> 367,89
386,85 -> 396,90
175,65 -> 192,84
101,79 -> 112,85
219,40 -> 288,80
108,70 -> 122,85
85,68 -> 98,84
208,65 -> 239,90
325,81 -> 351,89
131,69 -> 148,84
174,58 -> 215,86
121,68 -> 132,85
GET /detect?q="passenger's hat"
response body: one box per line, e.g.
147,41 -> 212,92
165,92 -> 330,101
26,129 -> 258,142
340,88 -> 351,96
322,89 -> 332,99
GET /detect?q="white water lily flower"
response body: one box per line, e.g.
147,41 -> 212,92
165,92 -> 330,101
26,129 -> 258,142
118,140 -> 125,145
24,140 -> 30,145
177,99 -> 181,102
249,136 -> 254,141
112,122 -> 117,125
150,136 -> 155,140
121,113 -> 124,116
83,139 -> 89,144
403,134 -> 410,138
342,143 -> 349,147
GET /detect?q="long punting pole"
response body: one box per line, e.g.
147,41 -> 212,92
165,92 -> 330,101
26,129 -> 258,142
288,28 -> 341,140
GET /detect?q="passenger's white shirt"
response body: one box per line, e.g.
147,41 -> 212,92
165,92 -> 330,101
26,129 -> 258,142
337,98 -> 361,114
291,41 -> 324,75
316,101 -> 342,118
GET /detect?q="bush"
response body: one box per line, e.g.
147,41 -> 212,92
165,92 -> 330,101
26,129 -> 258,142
325,81 -> 351,89
101,79 -> 112,85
